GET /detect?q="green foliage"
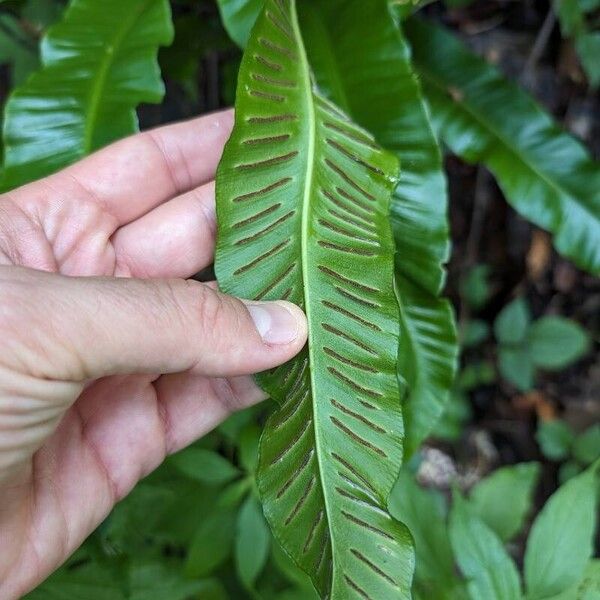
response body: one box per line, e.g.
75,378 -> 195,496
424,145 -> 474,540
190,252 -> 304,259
524,461 -> 600,599
494,298 -> 590,391
300,0 -> 457,456
389,469 -> 466,599
3,0 -> 598,598
555,0 -> 600,87
169,447 -> 241,485
537,420 -> 600,483
537,420 -> 577,461
235,495 -> 271,590
469,463 -> 540,542
215,1 -> 413,596
405,17 -> 600,275
1,0 -> 174,189
449,492 -> 522,600
552,560 -> 600,600
461,264 -> 492,311
216,0 -> 262,48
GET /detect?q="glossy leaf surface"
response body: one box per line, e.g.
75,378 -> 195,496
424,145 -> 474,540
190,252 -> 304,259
215,1 -> 412,597
299,0 -> 457,455
524,461 -> 600,599
1,0 -> 173,189
449,493 -> 522,600
216,0 -> 263,48
406,17 -> 600,275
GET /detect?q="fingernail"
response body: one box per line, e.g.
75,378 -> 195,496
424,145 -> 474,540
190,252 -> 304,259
247,302 -> 300,345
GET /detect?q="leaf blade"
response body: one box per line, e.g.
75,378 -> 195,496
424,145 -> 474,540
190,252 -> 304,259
524,461 -> 600,599
215,1 -> 412,597
1,0 -> 173,189
405,17 -> 600,275
299,0 -> 457,456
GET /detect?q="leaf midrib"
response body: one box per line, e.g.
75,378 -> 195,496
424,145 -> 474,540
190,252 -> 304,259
416,64 -> 600,226
290,0 -> 336,586
82,0 -> 149,154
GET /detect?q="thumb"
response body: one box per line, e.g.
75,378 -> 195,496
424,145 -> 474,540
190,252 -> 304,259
0,267 -> 307,382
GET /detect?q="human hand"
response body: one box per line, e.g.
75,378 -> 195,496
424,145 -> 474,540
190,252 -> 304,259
0,110 -> 307,599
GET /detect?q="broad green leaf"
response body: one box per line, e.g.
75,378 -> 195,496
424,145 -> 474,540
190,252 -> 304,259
536,420 -> 575,461
529,317 -> 590,370
215,1 -> 413,597
573,425 -> 600,465
185,509 -> 236,578
469,463 -> 540,542
494,298 -> 531,345
300,0 -> 457,455
405,18 -> 600,275
498,346 -> 535,391
550,560 -> 600,600
169,447 -> 241,486
389,469 -> 466,599
216,0 -> 263,48
1,0 -> 174,190
235,495 -> 271,589
524,461 -> 600,599
449,492 -> 522,600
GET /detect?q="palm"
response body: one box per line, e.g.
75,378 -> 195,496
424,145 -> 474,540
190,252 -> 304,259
0,111 -> 264,595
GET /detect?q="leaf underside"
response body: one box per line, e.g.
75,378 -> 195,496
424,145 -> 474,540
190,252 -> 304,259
215,1 -> 412,598
1,0 -> 173,190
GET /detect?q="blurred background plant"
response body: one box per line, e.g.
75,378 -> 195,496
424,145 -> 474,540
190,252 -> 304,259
0,0 -> 596,598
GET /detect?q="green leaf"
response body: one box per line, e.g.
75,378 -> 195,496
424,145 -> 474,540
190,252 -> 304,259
216,0 -> 263,48
24,560 -> 209,600
550,560 -> 600,600
389,469 -> 465,599
449,492 -> 522,600
235,495 -> 271,589
494,298 -> 531,345
215,1 -> 413,597
460,264 -> 492,310
576,31 -> 600,88
22,0 -> 64,30
405,17 -> 600,275
524,461 -> 600,599
300,0 -> 457,455
185,509 -> 236,578
397,281 -> 458,454
1,0 -> 174,190
498,346 -> 535,391
169,448 -> 241,486
529,316 -> 590,370
463,319 -> 491,348
555,0 -> 585,37
0,13 -> 39,85
432,389 -> 472,442
536,420 -> 576,461
469,463 -> 540,541
573,425 -> 600,465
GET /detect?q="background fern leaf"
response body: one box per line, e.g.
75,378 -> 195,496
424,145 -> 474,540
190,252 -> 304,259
215,0 -> 413,597
1,0 -> 173,190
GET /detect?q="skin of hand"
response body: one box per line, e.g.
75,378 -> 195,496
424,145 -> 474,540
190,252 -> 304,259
0,109 -> 308,599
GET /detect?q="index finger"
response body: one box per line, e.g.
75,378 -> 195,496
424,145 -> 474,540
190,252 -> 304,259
38,109 -> 233,226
